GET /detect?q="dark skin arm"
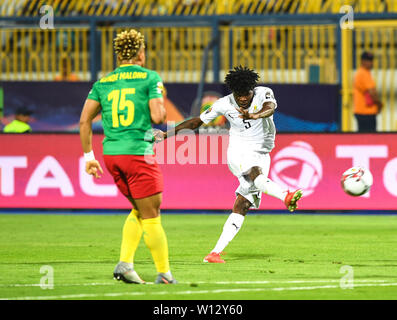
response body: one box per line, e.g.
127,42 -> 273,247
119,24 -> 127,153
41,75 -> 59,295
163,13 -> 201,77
237,101 -> 276,120
167,117 -> 203,137
154,117 -> 203,141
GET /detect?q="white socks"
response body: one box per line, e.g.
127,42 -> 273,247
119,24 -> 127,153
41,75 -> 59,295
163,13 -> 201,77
212,213 -> 245,254
254,174 -> 287,201
210,175 -> 287,255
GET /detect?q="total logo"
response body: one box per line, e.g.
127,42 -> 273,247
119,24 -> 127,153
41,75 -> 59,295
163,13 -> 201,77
270,141 -> 322,197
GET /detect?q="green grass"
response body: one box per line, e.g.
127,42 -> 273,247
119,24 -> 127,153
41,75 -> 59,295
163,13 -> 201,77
1,213 -> 397,300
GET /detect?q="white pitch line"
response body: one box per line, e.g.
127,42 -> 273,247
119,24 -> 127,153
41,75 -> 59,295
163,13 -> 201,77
0,282 -> 117,288
208,279 -> 391,285
2,281 -> 397,300
0,279 -> 391,288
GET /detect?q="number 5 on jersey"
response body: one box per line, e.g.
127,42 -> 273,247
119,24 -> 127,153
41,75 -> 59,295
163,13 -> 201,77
108,88 -> 135,127
243,119 -> 251,129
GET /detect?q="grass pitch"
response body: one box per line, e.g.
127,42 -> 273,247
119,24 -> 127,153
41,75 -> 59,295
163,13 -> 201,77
1,213 -> 397,300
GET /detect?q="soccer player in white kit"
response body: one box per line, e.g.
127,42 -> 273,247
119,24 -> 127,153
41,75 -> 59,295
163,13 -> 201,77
157,66 -> 302,263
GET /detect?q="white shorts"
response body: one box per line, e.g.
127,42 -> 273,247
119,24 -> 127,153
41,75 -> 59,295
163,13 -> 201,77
227,148 -> 271,208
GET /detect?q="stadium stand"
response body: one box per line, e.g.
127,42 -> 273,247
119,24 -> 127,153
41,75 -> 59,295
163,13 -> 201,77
1,0 -> 397,16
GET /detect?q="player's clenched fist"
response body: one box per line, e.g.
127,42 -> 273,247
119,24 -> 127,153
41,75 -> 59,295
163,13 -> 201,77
85,160 -> 104,178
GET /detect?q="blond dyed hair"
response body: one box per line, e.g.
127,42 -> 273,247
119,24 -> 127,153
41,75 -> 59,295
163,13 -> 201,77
113,29 -> 145,61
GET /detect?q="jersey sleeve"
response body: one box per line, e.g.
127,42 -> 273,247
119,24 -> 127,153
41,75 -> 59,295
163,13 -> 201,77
199,100 -> 224,124
87,82 -> 101,103
261,88 -> 277,109
148,71 -> 164,100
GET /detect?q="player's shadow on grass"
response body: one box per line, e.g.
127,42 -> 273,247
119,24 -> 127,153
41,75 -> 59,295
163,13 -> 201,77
350,261 -> 397,268
228,253 -> 273,260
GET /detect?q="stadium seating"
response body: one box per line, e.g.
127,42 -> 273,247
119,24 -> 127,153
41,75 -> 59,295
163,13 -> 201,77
1,0 -> 396,17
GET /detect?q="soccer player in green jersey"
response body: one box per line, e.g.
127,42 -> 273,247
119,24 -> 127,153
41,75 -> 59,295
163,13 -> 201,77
79,29 -> 177,284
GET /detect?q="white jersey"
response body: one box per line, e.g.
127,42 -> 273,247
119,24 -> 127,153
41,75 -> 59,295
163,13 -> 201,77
200,86 -> 277,153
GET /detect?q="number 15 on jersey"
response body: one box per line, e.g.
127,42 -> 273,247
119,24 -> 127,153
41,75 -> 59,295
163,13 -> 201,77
108,88 -> 136,127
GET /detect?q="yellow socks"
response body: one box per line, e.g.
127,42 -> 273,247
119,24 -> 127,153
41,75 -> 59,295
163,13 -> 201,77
119,211 -> 170,274
119,209 -> 143,264
141,216 -> 170,274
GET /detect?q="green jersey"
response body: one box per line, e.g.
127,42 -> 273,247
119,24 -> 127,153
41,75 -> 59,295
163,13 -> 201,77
87,64 -> 163,155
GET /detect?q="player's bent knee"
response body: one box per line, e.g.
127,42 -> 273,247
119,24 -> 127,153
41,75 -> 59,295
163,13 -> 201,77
134,194 -> 162,219
247,166 -> 262,182
253,174 -> 268,191
233,195 -> 252,216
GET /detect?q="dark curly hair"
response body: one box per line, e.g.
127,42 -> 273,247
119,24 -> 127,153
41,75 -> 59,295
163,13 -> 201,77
224,66 -> 259,96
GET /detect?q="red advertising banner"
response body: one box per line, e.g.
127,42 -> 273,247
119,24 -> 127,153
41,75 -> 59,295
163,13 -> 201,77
0,133 -> 396,210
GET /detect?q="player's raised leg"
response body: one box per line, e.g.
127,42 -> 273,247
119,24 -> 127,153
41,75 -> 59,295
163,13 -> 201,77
203,194 -> 251,263
283,189 -> 303,212
134,193 -> 177,284
248,166 -> 302,212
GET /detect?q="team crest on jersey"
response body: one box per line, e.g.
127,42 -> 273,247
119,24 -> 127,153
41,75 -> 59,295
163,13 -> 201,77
265,91 -> 274,100
254,105 -> 257,111
205,107 -> 212,114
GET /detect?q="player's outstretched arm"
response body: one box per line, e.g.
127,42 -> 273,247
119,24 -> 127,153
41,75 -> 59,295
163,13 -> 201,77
154,117 -> 203,142
237,102 -> 276,120
166,117 -> 203,138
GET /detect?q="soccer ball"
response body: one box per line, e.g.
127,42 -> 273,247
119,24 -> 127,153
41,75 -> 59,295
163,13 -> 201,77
341,167 -> 373,196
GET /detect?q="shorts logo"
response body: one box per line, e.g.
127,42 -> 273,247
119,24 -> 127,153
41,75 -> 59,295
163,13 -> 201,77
270,141 -> 322,197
